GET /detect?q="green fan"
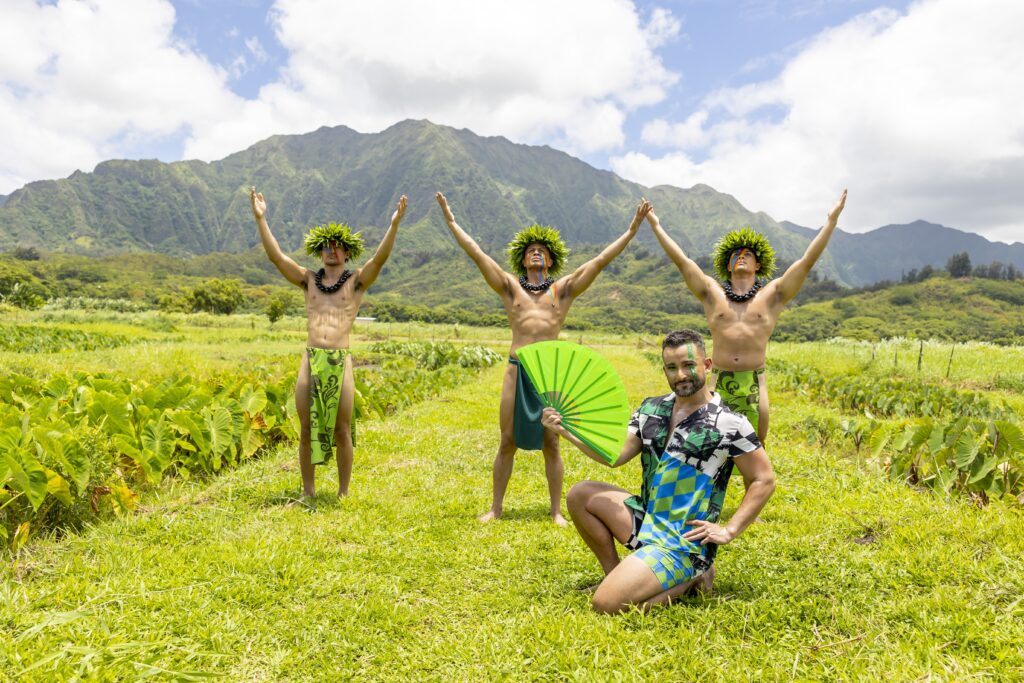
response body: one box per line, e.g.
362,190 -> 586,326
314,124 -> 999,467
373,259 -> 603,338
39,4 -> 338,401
515,341 -> 631,464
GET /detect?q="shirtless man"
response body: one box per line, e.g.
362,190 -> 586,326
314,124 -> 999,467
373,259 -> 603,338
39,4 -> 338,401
436,191 -> 649,525
647,190 -> 847,442
251,188 -> 407,497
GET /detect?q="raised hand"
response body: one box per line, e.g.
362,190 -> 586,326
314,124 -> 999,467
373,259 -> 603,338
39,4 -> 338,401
827,188 -> 848,226
644,202 -> 661,228
629,198 -> 653,232
391,195 -> 408,227
250,187 -> 266,220
435,191 -> 456,224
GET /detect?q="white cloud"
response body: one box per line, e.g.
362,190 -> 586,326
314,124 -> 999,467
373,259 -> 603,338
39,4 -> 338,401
611,0 -> 1024,241
642,111 -> 709,150
183,0 -> 679,161
644,7 -> 682,48
245,36 -> 269,63
0,0 -> 242,192
0,0 -> 681,195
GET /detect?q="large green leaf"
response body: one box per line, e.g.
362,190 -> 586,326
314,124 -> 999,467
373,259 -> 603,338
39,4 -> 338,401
953,429 -> 981,470
933,457 -> 958,492
5,451 -> 49,511
41,375 -> 71,400
910,421 -> 933,451
868,424 -> 892,458
89,391 -> 132,437
927,424 -> 946,456
170,411 -> 208,452
239,421 -> 266,459
141,379 -> 192,411
239,385 -> 268,416
203,407 -> 235,471
34,431 -> 92,493
139,413 -> 175,483
967,451 -> 999,485
994,421 -> 1024,455
112,434 -> 142,467
0,426 -> 22,453
45,468 -> 73,505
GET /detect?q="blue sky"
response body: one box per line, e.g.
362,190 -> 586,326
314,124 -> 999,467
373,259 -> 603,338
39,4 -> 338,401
2,0 -> 1022,242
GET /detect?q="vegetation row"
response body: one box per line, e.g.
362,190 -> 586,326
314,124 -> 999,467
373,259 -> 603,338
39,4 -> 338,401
0,342 -> 501,551
772,360 -> 1023,506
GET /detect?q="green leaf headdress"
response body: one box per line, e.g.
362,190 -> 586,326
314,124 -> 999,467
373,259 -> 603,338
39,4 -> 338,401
506,224 -> 569,278
304,222 -> 364,260
712,227 -> 776,281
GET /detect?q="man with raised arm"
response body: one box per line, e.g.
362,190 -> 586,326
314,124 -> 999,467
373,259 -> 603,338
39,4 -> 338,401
647,190 -> 848,442
543,329 -> 775,614
436,191 -> 649,525
251,188 -> 407,498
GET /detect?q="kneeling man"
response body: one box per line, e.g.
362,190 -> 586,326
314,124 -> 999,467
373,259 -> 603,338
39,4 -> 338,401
541,330 -> 776,614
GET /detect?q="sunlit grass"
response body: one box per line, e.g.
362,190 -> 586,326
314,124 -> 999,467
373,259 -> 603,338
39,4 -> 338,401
2,324 -> 1022,680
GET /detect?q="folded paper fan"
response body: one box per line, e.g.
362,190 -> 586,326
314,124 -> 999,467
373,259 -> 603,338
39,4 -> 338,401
515,341 -> 631,464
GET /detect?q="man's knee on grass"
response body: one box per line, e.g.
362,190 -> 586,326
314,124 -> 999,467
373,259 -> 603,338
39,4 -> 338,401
590,584 -> 636,615
566,480 -> 599,512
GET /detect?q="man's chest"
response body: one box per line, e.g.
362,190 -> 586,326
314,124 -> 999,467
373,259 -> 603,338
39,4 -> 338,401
638,413 -> 726,475
509,289 -> 562,315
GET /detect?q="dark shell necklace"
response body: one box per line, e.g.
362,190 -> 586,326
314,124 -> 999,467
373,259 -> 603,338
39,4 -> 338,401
519,275 -> 554,292
314,268 -> 352,294
721,279 -> 763,302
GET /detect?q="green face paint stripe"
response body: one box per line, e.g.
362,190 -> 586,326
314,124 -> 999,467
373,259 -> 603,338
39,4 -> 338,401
686,344 -> 698,381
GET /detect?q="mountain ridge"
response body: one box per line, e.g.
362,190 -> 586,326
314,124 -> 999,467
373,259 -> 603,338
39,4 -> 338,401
1,119 -> 1020,286
780,219 -> 1024,283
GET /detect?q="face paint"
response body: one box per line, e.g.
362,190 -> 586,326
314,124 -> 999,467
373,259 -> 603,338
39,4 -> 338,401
686,343 -> 698,382
325,242 -> 341,263
728,248 -> 751,273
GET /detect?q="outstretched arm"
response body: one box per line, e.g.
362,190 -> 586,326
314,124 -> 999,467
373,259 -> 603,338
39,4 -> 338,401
357,195 -> 407,290
541,408 -> 640,468
561,200 -> 649,299
251,188 -> 306,287
436,191 -> 511,295
774,189 -> 847,303
647,205 -> 714,301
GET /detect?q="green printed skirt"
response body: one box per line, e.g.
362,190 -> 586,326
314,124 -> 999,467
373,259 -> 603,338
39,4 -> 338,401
308,347 -> 355,465
712,367 -> 764,432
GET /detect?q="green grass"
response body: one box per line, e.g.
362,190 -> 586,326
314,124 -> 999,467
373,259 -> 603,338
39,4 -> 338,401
2,339 -> 1023,681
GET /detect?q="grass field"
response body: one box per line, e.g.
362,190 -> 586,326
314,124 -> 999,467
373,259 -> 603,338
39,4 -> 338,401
2,314 -> 1023,681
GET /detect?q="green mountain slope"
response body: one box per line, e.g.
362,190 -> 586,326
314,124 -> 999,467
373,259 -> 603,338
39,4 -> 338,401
774,275 -> 1024,344
0,120 -> 845,282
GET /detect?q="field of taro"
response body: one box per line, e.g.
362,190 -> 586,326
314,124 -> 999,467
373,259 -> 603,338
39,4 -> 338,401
0,309 -> 501,550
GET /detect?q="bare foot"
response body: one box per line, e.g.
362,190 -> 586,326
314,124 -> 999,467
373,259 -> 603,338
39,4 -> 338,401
551,512 -> 568,527
302,488 -> 315,500
696,564 -> 716,595
478,509 -> 501,523
337,488 -> 348,498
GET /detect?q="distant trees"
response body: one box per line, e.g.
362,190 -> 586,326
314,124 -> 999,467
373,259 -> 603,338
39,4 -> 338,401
158,278 -> 244,315
0,260 -> 49,308
266,292 -> 290,326
946,252 -> 972,278
973,261 -> 1020,280
903,255 -> 1020,283
13,246 -> 40,261
902,264 -> 936,283
0,281 -> 44,309
189,278 -> 244,315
